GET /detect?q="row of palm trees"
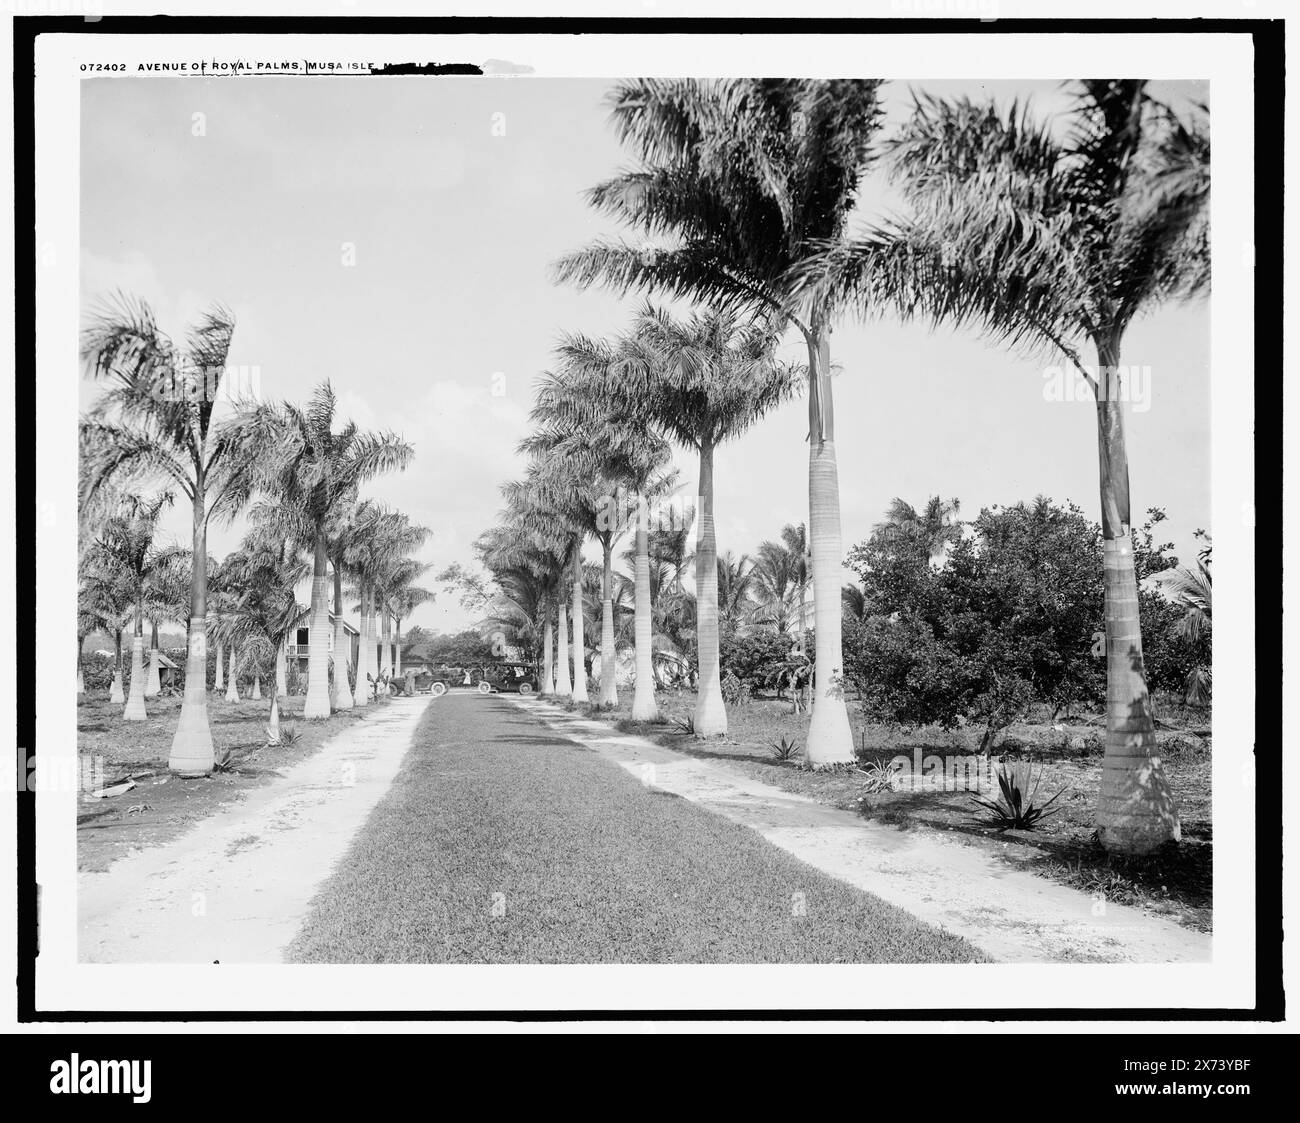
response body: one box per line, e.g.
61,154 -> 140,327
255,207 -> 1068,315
79,301 -> 429,774
479,78 -> 1207,855
474,516 -> 812,692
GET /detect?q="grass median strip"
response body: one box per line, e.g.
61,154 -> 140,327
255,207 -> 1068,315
286,697 -> 988,964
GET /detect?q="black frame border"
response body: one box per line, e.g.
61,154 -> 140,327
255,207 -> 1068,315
14,13 -> 1284,1025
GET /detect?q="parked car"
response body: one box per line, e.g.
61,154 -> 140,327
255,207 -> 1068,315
421,662 -> 540,697
483,662 -> 541,695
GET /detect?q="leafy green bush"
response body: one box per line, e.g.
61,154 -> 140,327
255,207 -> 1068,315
720,670 -> 743,706
719,630 -> 799,693
843,498 -> 1200,743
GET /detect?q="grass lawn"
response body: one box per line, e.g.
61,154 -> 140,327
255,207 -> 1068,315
571,687 -> 1212,932
286,696 -> 989,963
77,690 -> 376,872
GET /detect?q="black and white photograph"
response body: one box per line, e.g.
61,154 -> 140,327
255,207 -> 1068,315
11,4 -> 1287,1059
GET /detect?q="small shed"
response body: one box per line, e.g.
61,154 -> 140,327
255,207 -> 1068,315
149,650 -> 180,689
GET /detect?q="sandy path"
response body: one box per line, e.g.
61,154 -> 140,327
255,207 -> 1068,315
524,700 -> 1211,964
78,696 -> 430,963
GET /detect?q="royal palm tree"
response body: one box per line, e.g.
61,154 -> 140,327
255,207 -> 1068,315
380,559 -> 432,679
478,565 -> 545,667
524,352 -> 675,712
389,582 -> 433,679
555,79 -> 886,760
807,82 -> 1208,850
502,465 -> 599,702
214,535 -> 309,744
323,502 -> 367,710
476,524 -> 565,694
78,569 -> 132,701
345,504 -> 426,703
259,383 -> 412,718
716,551 -> 757,635
611,306 -> 798,736
497,484 -> 580,697
754,524 -> 811,649
142,554 -> 190,698
81,297 -> 266,771
872,497 -> 963,565
81,492 -> 185,721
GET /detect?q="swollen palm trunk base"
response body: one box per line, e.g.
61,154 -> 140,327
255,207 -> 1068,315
555,604 -> 572,696
570,556 -> 589,703
226,677 -> 239,703
333,615 -> 354,710
123,636 -> 148,721
599,599 -> 618,707
145,647 -> 162,698
304,574 -> 333,720
109,672 -> 124,704
805,437 -> 854,764
1096,536 -> 1180,854
631,522 -> 658,722
693,442 -> 726,738
169,620 -> 215,775
358,602 -> 374,705
540,619 -> 554,695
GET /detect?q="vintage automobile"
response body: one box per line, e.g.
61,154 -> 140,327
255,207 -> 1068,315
420,662 -> 541,697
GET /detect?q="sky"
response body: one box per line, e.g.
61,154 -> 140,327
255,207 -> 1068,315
80,76 -> 1210,635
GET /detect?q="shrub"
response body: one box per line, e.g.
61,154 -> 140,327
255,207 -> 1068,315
720,670 -> 742,706
719,630 -> 798,693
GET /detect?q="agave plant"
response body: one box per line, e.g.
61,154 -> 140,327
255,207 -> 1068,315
769,735 -> 801,762
971,760 -> 1065,831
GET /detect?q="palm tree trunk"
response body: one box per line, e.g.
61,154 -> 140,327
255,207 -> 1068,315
796,583 -> 807,655
76,635 -> 85,697
394,619 -> 403,678
693,438 -> 726,736
1093,342 -> 1180,854
268,695 -> 281,744
304,530 -> 332,719
124,609 -> 148,721
379,604 -> 393,681
145,619 -> 161,697
332,563 -> 354,710
541,615 -> 555,695
358,581 -> 374,704
570,545 -> 589,703
275,639 -> 287,697
110,629 -> 124,704
555,597 -> 572,697
631,504 -> 658,721
214,637 -> 224,692
170,481 -> 215,772
226,651 -> 240,703
599,537 -> 618,707
804,327 -> 854,764
252,673 -> 262,701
